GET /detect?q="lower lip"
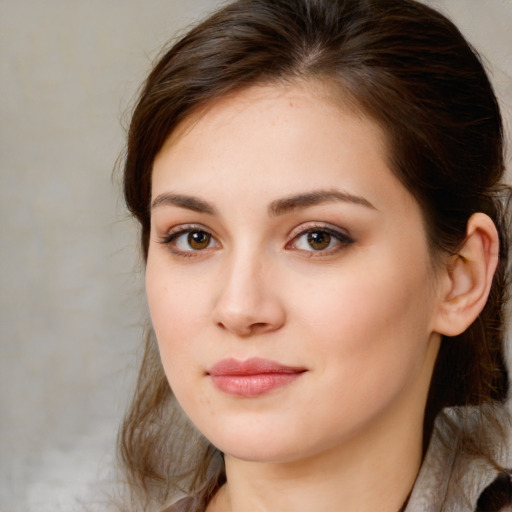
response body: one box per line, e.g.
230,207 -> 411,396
210,372 -> 303,397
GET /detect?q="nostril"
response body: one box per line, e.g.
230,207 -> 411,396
215,319 -> 273,336
252,322 -> 270,332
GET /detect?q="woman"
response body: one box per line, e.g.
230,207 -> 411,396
118,0 -> 511,510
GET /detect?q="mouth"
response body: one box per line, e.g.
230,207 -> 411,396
207,357 -> 307,398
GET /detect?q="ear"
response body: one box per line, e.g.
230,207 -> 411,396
433,213 -> 499,337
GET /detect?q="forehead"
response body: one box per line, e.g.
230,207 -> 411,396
152,83 -> 407,209
155,83 -> 383,174
161,79 -> 367,145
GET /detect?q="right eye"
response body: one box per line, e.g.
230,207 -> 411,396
160,227 -> 219,255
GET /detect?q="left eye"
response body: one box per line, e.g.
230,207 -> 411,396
290,228 -> 353,252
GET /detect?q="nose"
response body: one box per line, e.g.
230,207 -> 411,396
212,252 -> 286,337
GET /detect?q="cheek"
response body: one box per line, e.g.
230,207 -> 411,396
291,270 -> 435,445
145,261 -> 207,376
295,251 -> 435,378
300,256 -> 429,327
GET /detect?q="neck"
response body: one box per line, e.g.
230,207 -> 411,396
209,409 -> 423,512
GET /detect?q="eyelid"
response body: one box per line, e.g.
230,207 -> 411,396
164,223 -> 211,237
287,221 -> 352,240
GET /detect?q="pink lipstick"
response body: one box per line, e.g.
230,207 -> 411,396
207,358 -> 306,397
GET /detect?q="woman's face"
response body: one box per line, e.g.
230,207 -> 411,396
146,83 -> 443,463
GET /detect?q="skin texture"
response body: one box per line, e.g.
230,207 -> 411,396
145,83 -> 489,511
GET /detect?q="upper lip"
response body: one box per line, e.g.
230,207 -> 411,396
207,357 -> 306,376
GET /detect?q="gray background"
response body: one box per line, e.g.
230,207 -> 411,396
1,1 -> 511,511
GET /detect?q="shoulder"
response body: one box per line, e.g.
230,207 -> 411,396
162,491 -> 223,512
162,496 -> 200,512
406,406 -> 511,512
476,471 -> 512,511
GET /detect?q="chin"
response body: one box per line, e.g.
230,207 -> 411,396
220,441 -> 303,464
201,419 -> 329,465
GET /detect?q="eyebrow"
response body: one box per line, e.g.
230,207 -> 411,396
269,189 -> 376,216
151,193 -> 217,214
150,188 -> 376,216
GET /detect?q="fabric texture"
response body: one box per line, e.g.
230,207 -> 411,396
405,408 -> 511,512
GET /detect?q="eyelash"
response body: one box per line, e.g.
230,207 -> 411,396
158,223 -> 354,257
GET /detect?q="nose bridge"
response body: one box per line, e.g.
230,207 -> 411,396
224,243 -> 262,295
213,242 -> 284,335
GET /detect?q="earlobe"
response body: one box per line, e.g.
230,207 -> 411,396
433,213 -> 499,337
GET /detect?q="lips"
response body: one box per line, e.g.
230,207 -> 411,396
207,358 -> 306,397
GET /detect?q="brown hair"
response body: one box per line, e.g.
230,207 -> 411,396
119,0 -> 511,509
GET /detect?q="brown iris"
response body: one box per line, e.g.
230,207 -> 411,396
307,231 -> 331,250
187,231 -> 211,250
